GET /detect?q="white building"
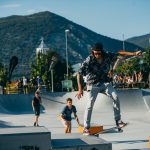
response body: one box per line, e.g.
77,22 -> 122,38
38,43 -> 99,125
36,37 -> 49,55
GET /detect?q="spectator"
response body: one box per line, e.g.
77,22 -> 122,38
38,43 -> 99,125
137,71 -> 143,82
23,76 -> 28,94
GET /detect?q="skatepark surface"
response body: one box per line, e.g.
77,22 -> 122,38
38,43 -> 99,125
0,88 -> 150,149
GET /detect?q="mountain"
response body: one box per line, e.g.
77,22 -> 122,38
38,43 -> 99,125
126,33 -> 150,48
0,11 -> 142,78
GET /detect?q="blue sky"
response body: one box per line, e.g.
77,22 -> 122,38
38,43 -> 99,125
0,0 -> 149,40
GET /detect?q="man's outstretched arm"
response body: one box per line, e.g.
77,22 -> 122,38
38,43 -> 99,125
118,50 -> 142,56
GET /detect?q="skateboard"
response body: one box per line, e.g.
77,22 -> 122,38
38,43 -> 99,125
93,122 -> 128,136
78,124 -> 103,135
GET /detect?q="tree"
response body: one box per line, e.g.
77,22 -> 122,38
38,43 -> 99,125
115,57 -> 140,76
143,47 -> 150,88
115,48 -> 150,88
31,49 -> 74,92
8,56 -> 18,82
0,61 -> 8,87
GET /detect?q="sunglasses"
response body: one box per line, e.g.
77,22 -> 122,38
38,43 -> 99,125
93,52 -> 102,55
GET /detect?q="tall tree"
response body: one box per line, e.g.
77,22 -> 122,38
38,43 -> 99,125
0,61 -> 7,87
143,47 -> 150,88
31,50 -> 74,91
8,56 -> 18,82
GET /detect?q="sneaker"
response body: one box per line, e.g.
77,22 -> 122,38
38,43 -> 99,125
33,122 -> 36,127
83,129 -> 90,135
116,120 -> 126,128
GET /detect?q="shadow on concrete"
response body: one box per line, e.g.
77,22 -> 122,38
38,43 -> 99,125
0,94 -> 45,114
0,120 -> 25,128
142,89 -> 150,96
112,139 -> 148,144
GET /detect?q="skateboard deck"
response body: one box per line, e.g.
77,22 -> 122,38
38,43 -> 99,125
93,122 -> 128,136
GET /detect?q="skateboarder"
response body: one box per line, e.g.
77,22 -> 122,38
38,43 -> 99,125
32,91 -> 42,126
60,98 -> 80,133
76,42 -> 141,135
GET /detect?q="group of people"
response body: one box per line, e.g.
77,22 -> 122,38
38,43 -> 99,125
113,71 -> 143,88
32,42 -> 142,135
15,76 -> 43,94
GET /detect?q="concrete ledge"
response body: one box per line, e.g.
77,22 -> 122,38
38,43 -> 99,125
51,133 -> 112,150
0,126 -> 51,150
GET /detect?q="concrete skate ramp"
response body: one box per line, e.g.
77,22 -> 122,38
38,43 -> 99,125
88,88 -> 150,113
0,94 -> 33,113
41,89 -> 150,113
117,89 -> 149,112
0,93 -> 66,114
142,89 -> 150,110
0,89 -> 150,114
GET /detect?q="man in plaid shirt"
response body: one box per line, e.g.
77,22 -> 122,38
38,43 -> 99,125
76,43 -> 141,135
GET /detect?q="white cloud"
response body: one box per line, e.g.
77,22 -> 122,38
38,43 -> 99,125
26,9 -> 37,14
0,4 -> 21,8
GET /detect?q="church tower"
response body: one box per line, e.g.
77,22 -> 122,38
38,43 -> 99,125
36,37 -> 49,64
36,37 -> 49,55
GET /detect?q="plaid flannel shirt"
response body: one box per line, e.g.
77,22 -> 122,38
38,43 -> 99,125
79,52 -> 118,86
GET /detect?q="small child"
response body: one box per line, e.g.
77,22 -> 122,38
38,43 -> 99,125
60,98 -> 80,133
